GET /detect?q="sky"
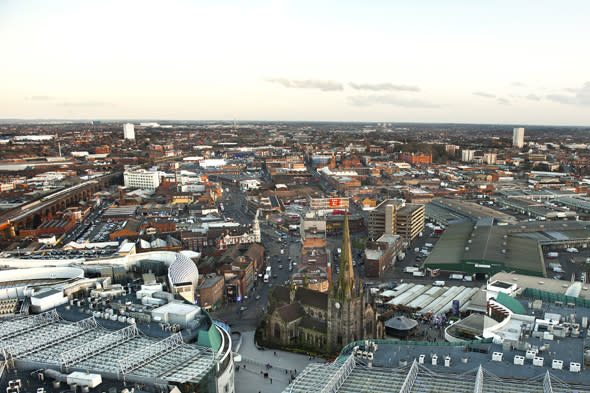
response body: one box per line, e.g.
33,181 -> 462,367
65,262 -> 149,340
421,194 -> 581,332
1,0 -> 589,125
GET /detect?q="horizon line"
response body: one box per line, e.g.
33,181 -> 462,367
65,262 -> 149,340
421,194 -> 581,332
1,118 -> 589,128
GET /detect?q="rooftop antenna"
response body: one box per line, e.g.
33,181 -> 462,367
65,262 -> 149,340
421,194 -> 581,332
58,142 -> 62,158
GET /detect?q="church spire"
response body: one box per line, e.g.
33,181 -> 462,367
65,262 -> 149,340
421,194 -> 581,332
337,213 -> 356,298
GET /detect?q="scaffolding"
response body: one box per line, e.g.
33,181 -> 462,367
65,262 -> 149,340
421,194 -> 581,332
3,316 -> 97,359
146,345 -> 215,384
118,332 -> 184,376
60,324 -> 140,370
398,360 -> 418,393
473,365 -> 483,393
0,310 -> 60,341
543,371 -> 553,393
0,315 -> 222,387
285,360 -> 590,393
320,354 -> 355,393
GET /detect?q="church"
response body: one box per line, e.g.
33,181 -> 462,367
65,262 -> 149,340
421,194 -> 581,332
263,215 -> 383,353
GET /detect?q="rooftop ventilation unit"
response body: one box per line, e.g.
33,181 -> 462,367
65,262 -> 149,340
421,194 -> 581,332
552,359 -> 563,370
514,355 -> 525,365
492,352 -> 503,362
444,356 -> 451,367
418,354 -> 425,364
533,356 -> 544,367
432,354 -> 438,366
570,362 -> 581,372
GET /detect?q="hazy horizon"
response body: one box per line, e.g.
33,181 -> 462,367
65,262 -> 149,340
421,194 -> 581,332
1,0 -> 589,125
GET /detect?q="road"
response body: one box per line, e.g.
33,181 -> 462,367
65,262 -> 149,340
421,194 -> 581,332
211,187 -> 301,330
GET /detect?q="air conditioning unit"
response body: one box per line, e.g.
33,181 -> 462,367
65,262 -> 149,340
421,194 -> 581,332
525,349 -> 537,359
570,362 -> 581,373
533,356 -> 544,367
492,352 -> 503,362
418,354 -> 425,364
552,359 -> 563,370
444,356 -> 451,367
432,354 -> 438,366
513,355 -> 525,365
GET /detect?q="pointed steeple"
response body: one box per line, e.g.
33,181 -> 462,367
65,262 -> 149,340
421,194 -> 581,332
337,213 -> 356,298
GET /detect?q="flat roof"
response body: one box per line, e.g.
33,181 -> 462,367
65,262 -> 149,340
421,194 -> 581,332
425,220 -> 546,276
153,301 -> 201,315
491,271 -> 590,299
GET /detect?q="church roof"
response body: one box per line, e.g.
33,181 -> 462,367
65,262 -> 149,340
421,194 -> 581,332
296,287 -> 328,309
272,285 -> 290,304
299,317 -> 327,333
276,303 -> 304,323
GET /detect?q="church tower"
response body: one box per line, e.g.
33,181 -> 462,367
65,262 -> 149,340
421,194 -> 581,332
252,208 -> 261,243
327,213 -> 366,351
336,213 -> 356,298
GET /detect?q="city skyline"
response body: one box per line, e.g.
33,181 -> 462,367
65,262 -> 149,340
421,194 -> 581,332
1,0 -> 589,125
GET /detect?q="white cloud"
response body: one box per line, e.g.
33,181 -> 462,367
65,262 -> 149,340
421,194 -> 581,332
473,91 -> 496,98
348,82 -> 420,92
347,94 -> 439,108
264,78 -> 343,92
546,82 -> 590,106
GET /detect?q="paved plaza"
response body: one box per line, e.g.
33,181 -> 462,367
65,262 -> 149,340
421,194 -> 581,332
234,330 -> 322,393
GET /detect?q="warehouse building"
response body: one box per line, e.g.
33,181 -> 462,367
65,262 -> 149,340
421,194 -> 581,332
424,219 -> 590,278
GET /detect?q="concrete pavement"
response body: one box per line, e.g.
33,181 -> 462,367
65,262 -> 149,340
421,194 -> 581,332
234,330 -> 321,393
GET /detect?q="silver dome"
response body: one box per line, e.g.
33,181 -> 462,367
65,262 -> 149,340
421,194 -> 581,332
168,253 -> 199,288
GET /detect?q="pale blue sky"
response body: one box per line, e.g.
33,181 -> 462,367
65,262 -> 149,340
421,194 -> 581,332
1,0 -> 589,124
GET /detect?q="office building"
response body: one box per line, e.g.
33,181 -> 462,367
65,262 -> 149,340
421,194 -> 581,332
395,203 -> 425,242
368,199 -> 425,241
368,199 -> 405,239
461,149 -> 475,162
123,123 -> 135,140
513,127 -> 524,148
483,152 -> 497,165
123,169 -> 161,190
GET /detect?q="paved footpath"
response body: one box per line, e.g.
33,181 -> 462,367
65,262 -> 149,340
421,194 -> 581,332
234,330 -> 324,393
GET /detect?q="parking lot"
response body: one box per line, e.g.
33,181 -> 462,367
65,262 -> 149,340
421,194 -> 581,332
544,247 -> 590,282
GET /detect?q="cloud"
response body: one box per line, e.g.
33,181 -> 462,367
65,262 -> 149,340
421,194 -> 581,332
511,82 -> 526,87
525,93 -> 541,101
546,82 -> 590,106
27,95 -> 55,101
578,82 -> 590,105
496,97 -> 510,105
57,101 -> 116,107
347,94 -> 439,108
473,91 -> 496,98
265,78 -> 343,91
348,82 -> 420,92
546,94 -> 575,105
545,82 -> 590,106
